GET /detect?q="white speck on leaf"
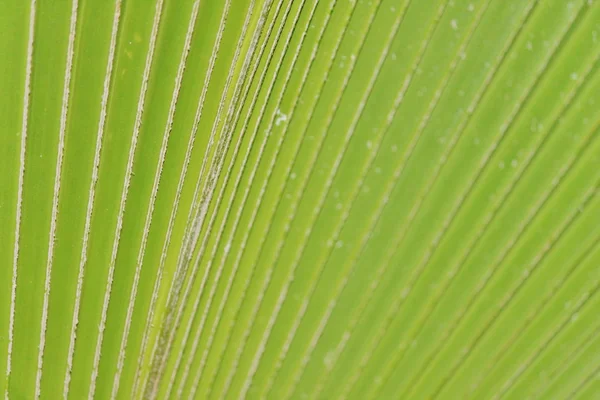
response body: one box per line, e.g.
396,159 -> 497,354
324,351 -> 335,370
401,287 -> 410,298
571,313 -> 579,322
526,41 -> 533,51
275,108 -> 288,126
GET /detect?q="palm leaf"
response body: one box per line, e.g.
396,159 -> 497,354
1,0 -> 599,398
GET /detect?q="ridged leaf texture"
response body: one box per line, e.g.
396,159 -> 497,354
1,0 -> 600,399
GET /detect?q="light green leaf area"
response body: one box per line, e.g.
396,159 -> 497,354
1,0 -> 599,399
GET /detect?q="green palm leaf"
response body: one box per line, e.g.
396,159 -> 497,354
1,0 -> 599,398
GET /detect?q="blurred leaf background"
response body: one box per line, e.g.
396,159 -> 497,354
1,0 -> 600,398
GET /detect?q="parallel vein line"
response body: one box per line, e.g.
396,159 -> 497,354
432,143 -> 600,400
165,5 -> 272,393
309,1 -> 541,396
6,0 -> 36,397
144,0 -> 263,396
486,204 -> 600,399
35,0 -> 79,397
110,2 -> 200,399
397,5 -> 589,398
564,352 -> 600,400
432,52 -> 600,400
166,0 -> 294,396
472,228 -> 600,399
188,2 -> 342,400
213,1 -> 369,398
352,6 -> 547,400
184,1 -> 332,398
63,0 -> 122,397
142,2 -> 236,387
269,6 -> 418,400
87,0 -> 165,398
364,15 -> 597,397
283,1 -> 493,398
213,1 -> 341,398
238,0 -> 408,393
288,0 -> 484,397
130,0 -> 231,396
160,0 -> 283,396
533,277 -> 600,399
166,5 -> 277,391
